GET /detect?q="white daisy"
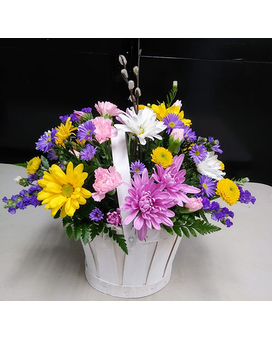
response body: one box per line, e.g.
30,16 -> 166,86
114,107 -> 166,145
196,151 -> 225,180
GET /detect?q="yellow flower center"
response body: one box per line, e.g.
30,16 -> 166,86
169,122 -> 175,128
203,183 -> 208,190
139,126 -> 145,135
62,184 -> 74,197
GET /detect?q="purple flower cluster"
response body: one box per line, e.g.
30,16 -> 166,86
202,197 -> 234,227
2,184 -> 42,214
238,186 -> 256,204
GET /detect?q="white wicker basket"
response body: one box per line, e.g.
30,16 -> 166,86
81,130 -> 182,298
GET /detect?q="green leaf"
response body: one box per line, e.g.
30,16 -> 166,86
74,224 -> 82,241
163,225 -> 174,235
41,155 -> 49,170
62,216 -> 73,227
187,226 -> 197,237
66,225 -> 73,239
14,162 -> 27,168
181,226 -> 190,238
81,224 -> 90,245
173,224 -> 182,237
112,232 -> 128,255
192,220 -> 221,235
90,223 -> 104,241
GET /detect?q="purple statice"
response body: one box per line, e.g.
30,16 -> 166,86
59,113 -> 78,123
77,120 -> 96,142
122,168 -> 176,241
2,196 -> 8,203
80,144 -> 97,161
107,208 -> 122,227
238,186 -> 256,204
208,137 -> 223,154
81,107 -> 92,113
189,144 -> 208,163
89,207 -> 104,222
162,113 -> 184,134
3,186 -> 41,214
199,175 -> 217,197
36,128 -> 57,153
27,173 -> 38,183
16,200 -> 26,210
210,204 -> 234,226
225,219 -> 233,228
59,115 -> 69,123
201,196 -> 210,210
28,184 -> 42,195
130,160 -> 145,176
8,206 -> 16,214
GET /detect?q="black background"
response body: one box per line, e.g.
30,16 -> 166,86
0,38 -> 271,185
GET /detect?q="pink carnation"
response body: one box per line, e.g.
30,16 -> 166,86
92,166 -> 122,202
185,197 -> 203,212
95,101 -> 121,117
172,99 -> 182,108
93,116 -> 117,144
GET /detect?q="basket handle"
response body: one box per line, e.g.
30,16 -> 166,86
111,130 -> 139,250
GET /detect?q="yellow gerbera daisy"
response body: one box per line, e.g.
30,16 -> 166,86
27,156 -> 41,175
37,161 -> 92,218
151,102 -> 192,126
216,178 -> 240,206
55,117 -> 77,147
151,147 -> 173,168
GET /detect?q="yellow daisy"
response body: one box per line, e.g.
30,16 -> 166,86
151,147 -> 173,168
37,161 -> 92,218
27,156 -> 41,175
216,178 -> 240,206
55,117 -> 77,147
151,102 -> 192,126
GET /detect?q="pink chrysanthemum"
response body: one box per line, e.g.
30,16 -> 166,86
122,169 -> 175,241
152,154 -> 201,206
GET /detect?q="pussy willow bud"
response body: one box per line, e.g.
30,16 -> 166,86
133,66 -> 139,76
128,80 -> 135,90
135,87 -> 141,97
118,55 -> 127,66
121,69 -> 128,79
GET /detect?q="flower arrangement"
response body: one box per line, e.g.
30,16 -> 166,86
2,52 -> 256,255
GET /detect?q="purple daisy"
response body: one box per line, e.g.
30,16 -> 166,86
77,120 -> 96,142
89,207 -> 104,222
130,160 -> 145,176
208,137 -> 223,154
80,144 -> 97,161
189,144 -> 207,163
36,128 -> 57,153
199,175 -> 217,197
163,113 -> 184,134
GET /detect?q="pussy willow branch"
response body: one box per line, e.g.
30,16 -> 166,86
136,38 -> 142,113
